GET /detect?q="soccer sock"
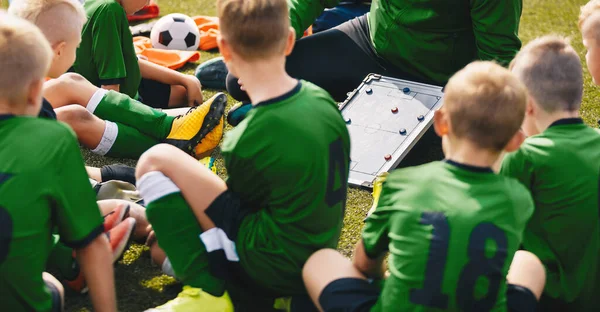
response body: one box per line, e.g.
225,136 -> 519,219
91,120 -> 158,159
88,89 -> 175,140
137,171 -> 226,296
100,164 -> 137,184
46,236 -> 78,281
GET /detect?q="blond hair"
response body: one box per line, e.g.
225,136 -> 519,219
0,11 -> 52,103
217,0 -> 290,60
580,1 -> 600,32
8,0 -> 86,46
511,36 -> 582,113
444,61 -> 527,151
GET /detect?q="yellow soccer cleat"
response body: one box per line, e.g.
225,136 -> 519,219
145,286 -> 234,312
165,93 -> 227,159
366,172 -> 389,218
194,115 -> 224,158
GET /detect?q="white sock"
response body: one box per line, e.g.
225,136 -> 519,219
161,257 -> 175,277
86,89 -> 108,114
137,171 -> 181,204
91,120 -> 118,156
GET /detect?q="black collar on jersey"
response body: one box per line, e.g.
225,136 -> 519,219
0,114 -> 15,121
549,118 -> 583,128
444,159 -> 493,173
254,81 -> 302,108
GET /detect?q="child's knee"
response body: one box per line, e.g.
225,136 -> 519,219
56,105 -> 94,129
303,249 -> 341,275
136,144 -> 179,178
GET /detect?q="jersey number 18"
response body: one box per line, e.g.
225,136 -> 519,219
410,211 -> 509,312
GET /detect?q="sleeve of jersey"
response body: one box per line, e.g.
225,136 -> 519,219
288,0 -> 340,38
53,129 -> 104,249
500,148 -> 534,189
91,4 -> 127,85
470,0 -> 522,66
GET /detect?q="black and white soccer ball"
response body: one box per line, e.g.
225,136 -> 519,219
150,13 -> 200,51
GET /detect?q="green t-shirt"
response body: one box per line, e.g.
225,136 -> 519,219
0,116 -> 103,311
500,118 -> 600,308
74,0 -> 141,99
364,160 -> 533,312
221,81 -> 351,295
288,0 -> 522,85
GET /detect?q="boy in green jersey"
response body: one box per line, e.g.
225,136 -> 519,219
134,0 -> 351,310
504,35 -> 600,311
74,0 -> 203,109
303,61 -> 547,312
9,0 -> 226,160
0,13 -> 117,312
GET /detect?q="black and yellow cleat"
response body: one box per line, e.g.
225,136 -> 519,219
164,93 -> 227,158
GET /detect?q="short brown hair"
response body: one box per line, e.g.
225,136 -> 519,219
444,61 -> 527,151
511,36 -> 583,112
8,0 -> 86,46
217,0 -> 289,60
0,11 -> 52,104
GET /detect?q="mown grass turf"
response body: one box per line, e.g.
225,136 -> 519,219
2,0 -> 596,310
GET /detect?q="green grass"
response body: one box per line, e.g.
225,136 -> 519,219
3,0 -> 596,310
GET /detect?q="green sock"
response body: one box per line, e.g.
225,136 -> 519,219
93,121 -> 158,159
92,90 -> 175,140
146,192 -> 226,296
46,235 -> 78,280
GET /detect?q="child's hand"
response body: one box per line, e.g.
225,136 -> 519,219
183,76 -> 203,106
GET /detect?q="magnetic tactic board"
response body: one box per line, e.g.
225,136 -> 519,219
339,74 -> 444,188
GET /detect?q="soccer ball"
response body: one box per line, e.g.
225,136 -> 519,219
150,13 -> 200,51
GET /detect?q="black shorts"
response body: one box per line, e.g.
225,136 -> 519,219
319,278 -> 538,312
45,279 -> 63,312
138,78 -> 171,109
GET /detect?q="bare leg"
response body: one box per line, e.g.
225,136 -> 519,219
167,85 -> 190,108
303,249 -> 368,312
507,250 -> 546,300
43,73 -> 99,109
136,144 -> 227,231
87,166 -> 102,181
42,273 -> 65,312
55,105 -> 105,150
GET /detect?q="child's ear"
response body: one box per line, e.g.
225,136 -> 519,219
217,35 -> 232,63
52,41 -> 67,58
284,27 -> 296,56
504,129 -> 526,153
526,97 -> 536,116
433,109 -> 449,138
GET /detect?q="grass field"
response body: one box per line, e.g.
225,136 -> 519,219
2,0 -> 598,310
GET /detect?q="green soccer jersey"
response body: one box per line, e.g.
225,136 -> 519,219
500,118 -> 600,308
221,81 -> 350,295
364,160 -> 534,312
0,115 -> 103,311
288,0 -> 522,85
75,0 -> 141,99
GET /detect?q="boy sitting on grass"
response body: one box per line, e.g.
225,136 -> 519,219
9,0 -> 226,160
303,61 -> 546,312
504,35 -> 600,311
0,13 -> 117,312
75,0 -> 204,109
134,0 -> 351,310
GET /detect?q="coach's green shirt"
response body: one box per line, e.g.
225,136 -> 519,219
364,160 -> 533,311
221,81 -> 350,295
0,116 -> 103,311
288,0 -> 522,85
75,0 -> 141,99
501,118 -> 600,308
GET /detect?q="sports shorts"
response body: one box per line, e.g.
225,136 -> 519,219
319,278 -> 538,312
138,78 -> 171,109
45,279 -> 63,312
